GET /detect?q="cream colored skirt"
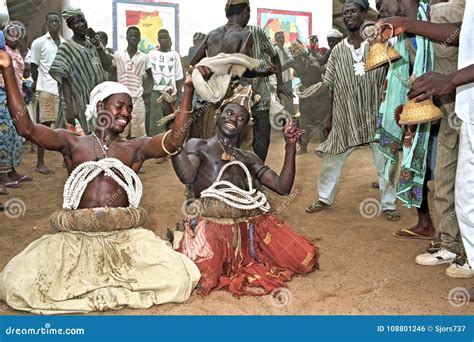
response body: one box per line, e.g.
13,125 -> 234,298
0,228 -> 200,314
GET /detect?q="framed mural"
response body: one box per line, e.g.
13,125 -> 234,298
257,8 -> 312,46
113,0 -> 179,53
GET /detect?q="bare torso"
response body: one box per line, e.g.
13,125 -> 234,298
184,138 -> 264,197
61,133 -> 151,208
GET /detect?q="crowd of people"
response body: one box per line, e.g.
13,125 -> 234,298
0,0 -> 472,314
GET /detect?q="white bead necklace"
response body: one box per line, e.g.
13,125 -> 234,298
200,160 -> 270,212
92,132 -> 117,156
63,158 -> 143,210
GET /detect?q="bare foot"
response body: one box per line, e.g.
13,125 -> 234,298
35,165 -> 55,175
393,213 -> 437,239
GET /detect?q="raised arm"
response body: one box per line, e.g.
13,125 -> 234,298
171,139 -> 203,184
377,17 -> 462,46
0,51 -> 70,152
239,120 -> 301,196
138,66 -> 211,160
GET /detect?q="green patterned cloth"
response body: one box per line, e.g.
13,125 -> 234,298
376,3 -> 434,208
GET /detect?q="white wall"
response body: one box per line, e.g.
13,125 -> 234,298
65,0 -> 332,55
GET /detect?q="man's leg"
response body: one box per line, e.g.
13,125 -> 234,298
129,96 -> 147,138
252,109 -> 271,162
297,98 -> 312,154
449,122 -> 474,278
370,142 -> 398,217
36,92 -> 58,174
306,148 -> 352,212
149,90 -> 163,136
416,119 -> 460,264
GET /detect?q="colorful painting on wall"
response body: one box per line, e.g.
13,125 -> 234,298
257,8 -> 312,46
113,0 -> 179,53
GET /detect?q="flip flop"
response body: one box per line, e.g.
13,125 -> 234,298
0,188 -> 8,195
383,209 -> 401,221
392,228 -> 437,240
16,175 -> 33,182
1,181 -> 21,188
305,201 -> 331,213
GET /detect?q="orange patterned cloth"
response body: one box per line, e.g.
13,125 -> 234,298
176,212 -> 318,296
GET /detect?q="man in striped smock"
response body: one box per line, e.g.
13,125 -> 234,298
305,0 -> 399,221
50,8 -> 111,134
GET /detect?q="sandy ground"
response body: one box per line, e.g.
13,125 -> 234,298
0,134 -> 471,315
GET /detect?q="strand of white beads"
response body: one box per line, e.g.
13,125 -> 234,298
200,160 -> 270,212
63,158 -> 142,210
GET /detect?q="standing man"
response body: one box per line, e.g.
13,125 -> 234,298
288,41 -> 329,154
49,8 -> 111,134
240,25 -> 291,162
305,0 -> 399,221
114,26 -> 153,139
30,12 -> 64,174
273,31 -> 294,116
147,29 -> 184,136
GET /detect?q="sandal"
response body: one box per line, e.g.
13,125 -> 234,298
392,228 -> 437,240
305,201 -> 331,213
383,209 -> 401,221
0,188 -> 8,195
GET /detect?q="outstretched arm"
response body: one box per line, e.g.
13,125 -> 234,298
377,17 -> 461,46
0,51 -> 70,152
138,66 -> 212,160
408,64 -> 474,101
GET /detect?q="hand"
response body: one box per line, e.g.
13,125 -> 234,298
376,17 -> 407,41
186,66 -> 212,88
262,64 -> 277,77
0,50 -> 12,69
283,118 -> 305,144
66,113 -> 77,126
322,119 -> 332,138
87,28 -> 102,48
407,71 -> 456,101
277,84 -> 294,98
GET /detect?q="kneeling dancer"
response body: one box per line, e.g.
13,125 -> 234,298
171,85 -> 318,296
0,50 -> 201,314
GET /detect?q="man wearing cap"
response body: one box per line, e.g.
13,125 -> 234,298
320,29 -> 344,65
308,35 -> 328,62
306,0 -> 398,221
170,85 -> 317,296
50,8 -> 111,134
30,12 -> 64,175
188,32 -> 206,61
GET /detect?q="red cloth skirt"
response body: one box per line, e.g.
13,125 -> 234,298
176,212 -> 318,296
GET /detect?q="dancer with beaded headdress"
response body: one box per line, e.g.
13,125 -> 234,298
0,50 -> 213,314
170,84 -> 318,296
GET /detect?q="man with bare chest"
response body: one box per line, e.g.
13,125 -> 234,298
170,85 -> 318,296
0,50 -> 211,314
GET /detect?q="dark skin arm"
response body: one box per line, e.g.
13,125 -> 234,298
408,64 -> 474,101
62,78 -> 76,126
377,17 -> 462,46
0,51 -> 71,152
171,139 -> 203,184
30,62 -> 38,92
138,66 -> 212,160
88,28 -> 113,71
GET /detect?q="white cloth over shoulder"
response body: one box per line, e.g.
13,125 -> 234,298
192,53 -> 261,103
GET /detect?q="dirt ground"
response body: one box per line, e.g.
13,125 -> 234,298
0,134 -> 471,315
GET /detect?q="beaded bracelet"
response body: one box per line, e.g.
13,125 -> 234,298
161,130 -> 182,156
